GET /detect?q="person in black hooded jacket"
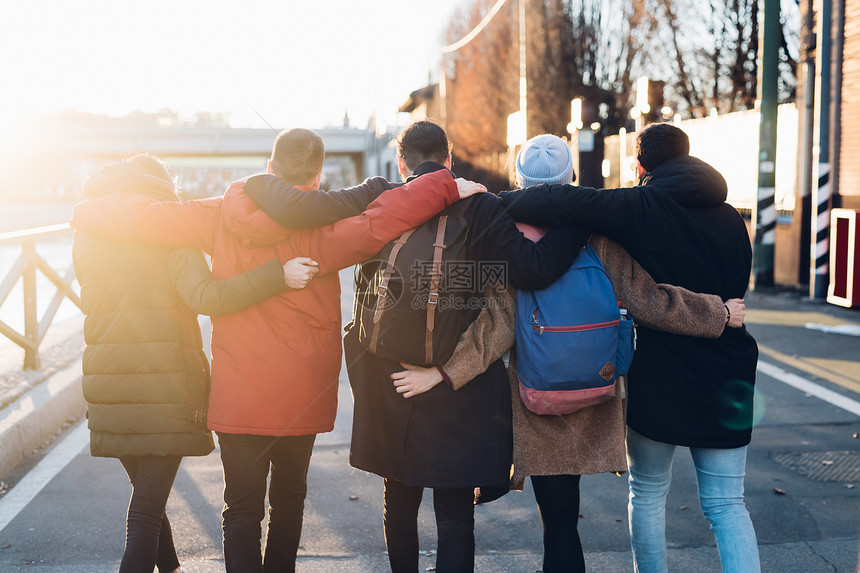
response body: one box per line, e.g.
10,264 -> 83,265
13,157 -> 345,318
498,123 -> 760,573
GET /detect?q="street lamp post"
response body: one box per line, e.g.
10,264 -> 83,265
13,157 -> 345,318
567,98 -> 584,181
634,77 -> 650,132
507,110 -> 527,185
519,0 -> 527,137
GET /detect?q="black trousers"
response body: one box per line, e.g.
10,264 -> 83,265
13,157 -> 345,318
217,432 -> 316,573
118,455 -> 182,573
383,478 -> 476,573
531,474 -> 585,573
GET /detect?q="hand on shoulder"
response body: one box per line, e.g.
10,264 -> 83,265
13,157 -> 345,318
455,178 -> 487,200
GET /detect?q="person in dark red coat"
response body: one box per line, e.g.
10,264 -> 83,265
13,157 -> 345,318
71,128 -> 486,573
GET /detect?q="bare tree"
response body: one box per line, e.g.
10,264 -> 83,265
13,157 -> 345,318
659,0 -> 798,116
439,0 -> 798,182
444,0 -> 653,173
445,0 -> 519,171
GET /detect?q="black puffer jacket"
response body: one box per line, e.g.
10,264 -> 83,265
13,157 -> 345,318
74,162 -> 286,458
500,155 -> 758,449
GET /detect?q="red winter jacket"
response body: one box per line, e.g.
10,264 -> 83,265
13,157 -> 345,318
71,170 -> 459,436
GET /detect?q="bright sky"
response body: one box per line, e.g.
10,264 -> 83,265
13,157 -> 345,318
0,0 -> 465,131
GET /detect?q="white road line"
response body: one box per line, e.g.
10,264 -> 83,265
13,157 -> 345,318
758,359 -> 860,416
0,419 -> 88,533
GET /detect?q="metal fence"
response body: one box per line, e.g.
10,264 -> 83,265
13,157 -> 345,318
0,224 -> 82,369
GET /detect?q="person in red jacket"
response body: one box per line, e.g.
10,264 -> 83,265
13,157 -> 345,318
71,128 -> 485,573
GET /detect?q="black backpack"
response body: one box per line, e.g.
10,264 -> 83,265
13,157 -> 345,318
353,198 -> 480,366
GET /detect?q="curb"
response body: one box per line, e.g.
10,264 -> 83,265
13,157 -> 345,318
0,358 -> 85,479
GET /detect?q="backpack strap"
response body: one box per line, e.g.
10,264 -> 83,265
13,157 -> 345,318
426,215 -> 449,363
369,228 -> 416,354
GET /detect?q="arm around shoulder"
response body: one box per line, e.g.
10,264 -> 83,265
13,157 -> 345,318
303,169 -> 460,275
72,195 -> 218,252
499,183 -> 641,240
473,195 -> 589,291
244,174 -> 390,229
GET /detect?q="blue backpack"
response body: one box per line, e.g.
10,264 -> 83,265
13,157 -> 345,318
515,242 -> 635,415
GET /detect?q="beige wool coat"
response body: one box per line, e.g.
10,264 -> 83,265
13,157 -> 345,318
440,235 -> 728,481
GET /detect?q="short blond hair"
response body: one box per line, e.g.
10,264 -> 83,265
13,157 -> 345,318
270,128 -> 325,185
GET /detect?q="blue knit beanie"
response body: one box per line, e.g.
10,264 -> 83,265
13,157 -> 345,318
515,134 -> 574,188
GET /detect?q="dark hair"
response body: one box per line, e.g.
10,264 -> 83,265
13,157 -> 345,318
635,123 -> 690,172
126,154 -> 173,183
396,120 -> 451,170
84,154 -> 177,201
270,128 -> 325,185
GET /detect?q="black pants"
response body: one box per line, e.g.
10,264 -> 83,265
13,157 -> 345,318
531,474 -> 585,573
118,455 -> 182,573
383,478 -> 475,573
217,432 -> 316,573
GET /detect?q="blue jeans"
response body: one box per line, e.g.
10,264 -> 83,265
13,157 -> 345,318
626,428 -> 760,573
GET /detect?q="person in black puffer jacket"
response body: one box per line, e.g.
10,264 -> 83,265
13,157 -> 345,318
73,155 -> 310,573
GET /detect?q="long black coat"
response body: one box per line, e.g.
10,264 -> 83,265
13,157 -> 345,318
344,326 -> 512,489
500,155 -> 759,449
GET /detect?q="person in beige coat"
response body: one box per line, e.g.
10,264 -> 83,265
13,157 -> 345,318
389,134 -> 745,573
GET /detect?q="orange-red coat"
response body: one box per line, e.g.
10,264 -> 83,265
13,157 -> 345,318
71,170 -> 459,436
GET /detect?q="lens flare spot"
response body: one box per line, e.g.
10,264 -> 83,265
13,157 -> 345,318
717,379 -> 765,431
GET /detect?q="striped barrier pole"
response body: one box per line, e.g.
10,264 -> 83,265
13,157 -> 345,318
810,163 -> 831,298
809,0 -> 832,299
753,178 -> 777,289
753,0 -> 780,289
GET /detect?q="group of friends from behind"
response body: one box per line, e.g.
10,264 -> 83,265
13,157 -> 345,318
71,118 -> 760,573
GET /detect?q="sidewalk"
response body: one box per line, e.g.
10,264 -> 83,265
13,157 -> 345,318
0,316 -> 85,479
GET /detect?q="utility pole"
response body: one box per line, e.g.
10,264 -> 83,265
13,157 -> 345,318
797,0 -> 817,285
753,0 -> 781,289
810,0 -> 833,299
439,58 -> 447,127
519,0 -> 527,137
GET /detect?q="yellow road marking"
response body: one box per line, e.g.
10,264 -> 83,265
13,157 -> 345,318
758,345 -> 860,395
746,309 -> 860,328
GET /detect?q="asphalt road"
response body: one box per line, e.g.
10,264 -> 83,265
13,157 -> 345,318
0,285 -> 858,572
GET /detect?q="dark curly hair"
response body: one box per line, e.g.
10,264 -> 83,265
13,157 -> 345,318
396,120 -> 451,171
635,123 -> 690,172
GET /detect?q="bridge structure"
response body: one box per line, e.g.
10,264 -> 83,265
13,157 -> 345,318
0,123 -> 405,371
14,124 -> 397,183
